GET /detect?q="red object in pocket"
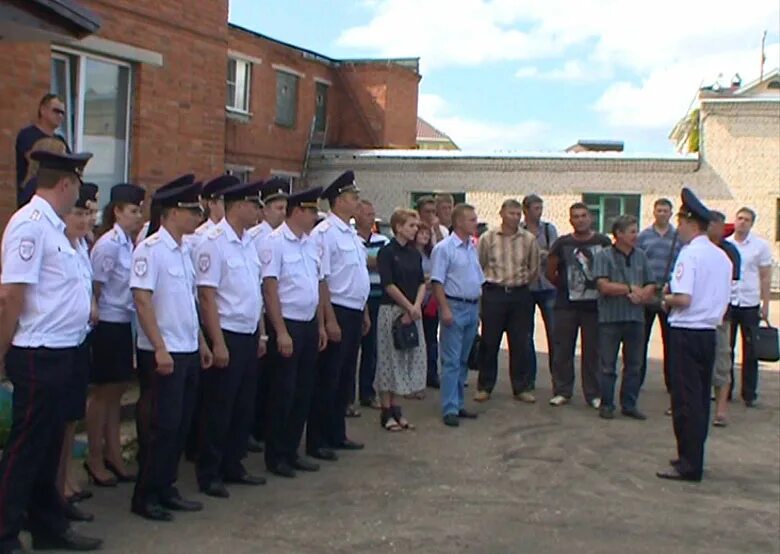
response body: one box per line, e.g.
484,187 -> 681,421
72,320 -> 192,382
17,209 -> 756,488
423,297 -> 438,318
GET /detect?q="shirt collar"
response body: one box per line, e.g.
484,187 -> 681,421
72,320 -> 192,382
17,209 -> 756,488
327,212 -> 351,233
112,223 -> 130,246
281,222 -> 306,243
690,235 -> 709,246
30,195 -> 65,231
217,218 -> 243,244
158,225 -> 181,250
450,232 -> 472,248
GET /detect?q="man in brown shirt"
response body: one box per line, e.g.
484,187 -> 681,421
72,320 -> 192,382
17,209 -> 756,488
475,199 -> 540,403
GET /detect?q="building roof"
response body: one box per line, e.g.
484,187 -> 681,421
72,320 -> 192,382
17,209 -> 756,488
416,117 -> 454,141
28,0 -> 100,35
1,0 -> 101,39
565,140 -> 624,153
317,148 -> 696,162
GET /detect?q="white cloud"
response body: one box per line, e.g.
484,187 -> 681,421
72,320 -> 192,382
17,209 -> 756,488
418,93 -> 550,151
516,60 -> 604,82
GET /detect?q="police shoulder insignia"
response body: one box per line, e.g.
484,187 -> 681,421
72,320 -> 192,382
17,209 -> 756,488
195,225 -> 208,235
319,220 -> 331,232
259,249 -> 272,264
675,262 -> 684,280
198,252 -> 211,273
133,257 -> 148,277
208,227 -> 223,240
29,210 -> 41,221
102,257 -> 115,273
19,237 -> 35,261
145,234 -> 161,246
247,226 -> 262,238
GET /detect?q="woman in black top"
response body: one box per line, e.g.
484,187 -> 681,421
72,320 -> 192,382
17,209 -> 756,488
375,209 -> 427,431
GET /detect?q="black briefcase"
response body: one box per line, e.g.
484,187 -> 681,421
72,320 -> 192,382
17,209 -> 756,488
755,320 -> 780,363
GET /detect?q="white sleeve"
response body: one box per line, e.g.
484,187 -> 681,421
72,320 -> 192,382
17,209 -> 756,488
758,240 -> 774,267
261,236 -> 282,280
1,220 -> 44,285
90,237 -> 117,284
129,244 -> 158,292
670,249 -> 695,295
194,238 -> 222,288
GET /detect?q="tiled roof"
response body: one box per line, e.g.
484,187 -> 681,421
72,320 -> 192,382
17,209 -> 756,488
416,117 -> 453,141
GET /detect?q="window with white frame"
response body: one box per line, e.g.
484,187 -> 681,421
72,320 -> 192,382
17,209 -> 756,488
227,58 -> 251,113
50,49 -> 131,208
270,173 -> 298,193
225,165 -> 253,183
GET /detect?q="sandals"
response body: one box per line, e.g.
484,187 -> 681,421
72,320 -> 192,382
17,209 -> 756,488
345,405 -> 361,418
404,391 -> 426,400
713,416 -> 728,427
392,406 -> 415,430
380,408 -> 402,432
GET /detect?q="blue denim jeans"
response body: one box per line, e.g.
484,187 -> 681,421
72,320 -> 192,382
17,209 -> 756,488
439,300 -> 480,416
527,289 -> 555,388
598,322 -> 644,411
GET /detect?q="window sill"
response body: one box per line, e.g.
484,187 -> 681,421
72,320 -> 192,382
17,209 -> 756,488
274,121 -> 296,130
226,108 -> 252,122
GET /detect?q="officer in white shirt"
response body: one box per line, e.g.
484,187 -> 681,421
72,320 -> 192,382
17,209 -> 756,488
657,188 -> 732,483
307,171 -> 371,460
194,180 -> 266,497
259,187 -> 328,478
246,177 -> 289,452
130,175 -> 214,522
0,151 -> 103,552
184,174 -> 235,255
725,207 -> 774,406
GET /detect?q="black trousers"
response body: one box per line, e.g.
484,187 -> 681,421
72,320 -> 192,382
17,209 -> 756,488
264,318 -> 319,469
357,296 -> 381,403
196,331 -> 257,488
729,305 -> 760,402
641,306 -> 671,391
0,347 -> 73,550
308,305 -> 363,452
550,308 -> 600,401
669,327 -> 715,479
477,284 -> 533,395
133,350 -> 200,506
252,316 -> 273,442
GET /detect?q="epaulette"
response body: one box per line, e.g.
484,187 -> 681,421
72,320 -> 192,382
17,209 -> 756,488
247,225 -> 263,238
195,224 -> 209,235
29,209 -> 41,221
142,234 -> 162,247
207,227 -> 224,240
318,220 -> 331,232
111,229 -> 120,242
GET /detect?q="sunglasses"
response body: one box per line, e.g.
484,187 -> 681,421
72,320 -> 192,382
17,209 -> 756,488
52,108 -> 66,116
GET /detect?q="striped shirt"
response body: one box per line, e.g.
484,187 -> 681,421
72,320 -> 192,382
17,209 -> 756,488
478,226 -> 540,287
636,224 -> 681,284
593,246 -> 655,323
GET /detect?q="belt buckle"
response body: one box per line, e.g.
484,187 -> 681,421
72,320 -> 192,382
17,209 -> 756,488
503,285 -> 512,294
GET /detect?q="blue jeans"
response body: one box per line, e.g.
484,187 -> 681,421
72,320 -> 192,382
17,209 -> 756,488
439,300 -> 480,416
527,289 -> 555,388
598,322 -> 644,411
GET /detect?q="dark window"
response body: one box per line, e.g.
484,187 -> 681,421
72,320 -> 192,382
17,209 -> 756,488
314,82 -> 328,133
275,71 -> 298,128
582,193 -> 641,233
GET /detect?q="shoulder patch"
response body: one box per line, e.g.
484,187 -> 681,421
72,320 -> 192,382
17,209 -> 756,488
133,257 -> 148,277
207,227 -> 224,240
29,210 -> 41,221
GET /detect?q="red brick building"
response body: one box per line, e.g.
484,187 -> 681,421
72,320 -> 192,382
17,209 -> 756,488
0,0 -> 421,228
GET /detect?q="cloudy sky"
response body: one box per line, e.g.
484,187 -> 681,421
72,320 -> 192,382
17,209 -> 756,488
229,0 -> 779,153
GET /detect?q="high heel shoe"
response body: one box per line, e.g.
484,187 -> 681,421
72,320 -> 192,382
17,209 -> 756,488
104,459 -> 136,483
82,461 -> 117,487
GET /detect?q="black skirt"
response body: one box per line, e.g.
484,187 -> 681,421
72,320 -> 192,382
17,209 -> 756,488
90,321 -> 134,384
64,338 -> 91,422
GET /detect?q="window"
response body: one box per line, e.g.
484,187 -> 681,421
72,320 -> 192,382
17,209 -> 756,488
225,165 -> 253,183
583,193 -> 641,233
314,82 -> 328,133
410,191 -> 466,208
270,173 -> 298,193
226,58 -> 251,113
51,50 -> 131,209
275,71 -> 298,128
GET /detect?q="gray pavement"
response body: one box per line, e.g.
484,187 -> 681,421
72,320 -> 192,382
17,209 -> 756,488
30,326 -> 780,554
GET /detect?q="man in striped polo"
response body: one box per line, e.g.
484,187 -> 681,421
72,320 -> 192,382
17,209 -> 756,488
593,215 -> 656,420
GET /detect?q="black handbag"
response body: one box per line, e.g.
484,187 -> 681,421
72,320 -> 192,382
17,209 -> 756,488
755,320 -> 780,363
392,315 -> 419,350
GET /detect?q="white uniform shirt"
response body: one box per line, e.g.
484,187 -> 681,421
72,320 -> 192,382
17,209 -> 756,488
136,221 -> 150,246
184,219 -> 216,260
669,235 -> 732,330
131,226 -> 200,353
726,233 -> 774,307
1,195 -> 91,348
194,219 -> 262,334
249,220 -> 274,260
260,222 -> 326,322
76,237 -> 93,343
91,223 -> 134,323
311,213 -> 370,311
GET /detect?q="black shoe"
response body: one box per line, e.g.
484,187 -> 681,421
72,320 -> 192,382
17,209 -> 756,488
427,379 -> 440,390
745,399 -> 758,408
83,462 -> 117,487
443,414 -> 460,427
104,459 -> 136,482
621,408 -> 647,420
457,409 -> 478,419
599,406 -> 615,420
63,501 -> 94,522
131,502 -> 174,522
333,439 -> 364,450
201,481 -> 230,498
656,469 -> 701,482
159,494 -> 203,512
290,458 -> 320,472
31,528 -> 103,551
224,473 -> 266,486
247,436 -> 264,453
307,448 -> 338,461
268,462 -> 296,478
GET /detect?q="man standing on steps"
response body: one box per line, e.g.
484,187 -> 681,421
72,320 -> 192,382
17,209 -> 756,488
474,199 -> 539,404
656,188 -> 731,483
726,207 -> 773,407
431,204 -> 484,427
546,203 -> 611,409
637,198 -> 681,405
307,171 -> 370,459
521,194 -> 558,391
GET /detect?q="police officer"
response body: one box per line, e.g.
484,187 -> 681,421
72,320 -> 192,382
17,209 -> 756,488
185,174 -> 236,254
259,187 -> 328,478
195,180 -> 267,497
657,188 -> 732,482
0,151 -> 103,552
247,177 -> 289,453
307,171 -> 370,459
131,175 -> 214,521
